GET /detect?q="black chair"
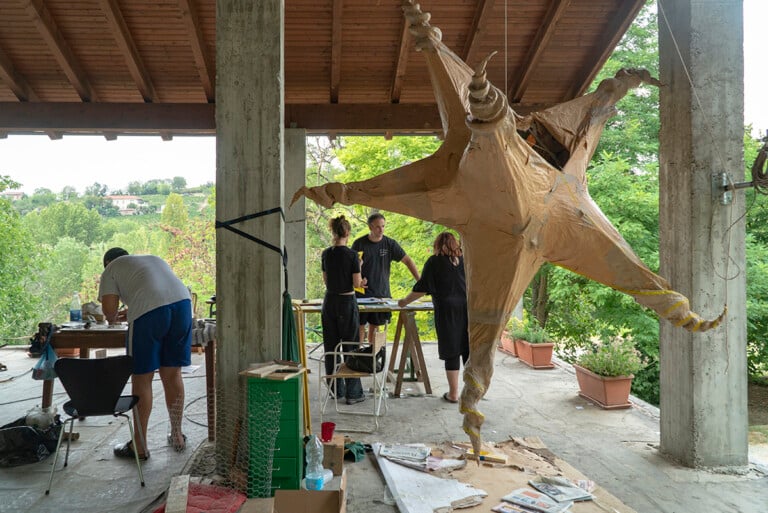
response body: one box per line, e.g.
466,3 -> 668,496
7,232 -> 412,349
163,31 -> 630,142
45,355 -> 145,495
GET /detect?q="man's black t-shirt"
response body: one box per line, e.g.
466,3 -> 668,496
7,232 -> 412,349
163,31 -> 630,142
351,235 -> 406,298
321,246 -> 360,294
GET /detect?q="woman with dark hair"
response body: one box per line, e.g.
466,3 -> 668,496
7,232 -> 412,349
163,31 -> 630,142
398,232 -> 468,403
321,215 -> 366,404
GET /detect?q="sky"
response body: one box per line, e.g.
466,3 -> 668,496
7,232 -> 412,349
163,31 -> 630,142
1,0 -> 766,195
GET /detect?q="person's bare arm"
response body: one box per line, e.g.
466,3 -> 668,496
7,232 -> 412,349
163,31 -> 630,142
101,294 -> 122,324
352,272 -> 364,290
398,291 -> 426,308
401,255 -> 421,281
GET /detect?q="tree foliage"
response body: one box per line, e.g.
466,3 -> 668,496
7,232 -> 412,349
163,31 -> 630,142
23,201 -> 103,246
0,193 -> 40,338
161,193 -> 189,229
1,181 -> 217,338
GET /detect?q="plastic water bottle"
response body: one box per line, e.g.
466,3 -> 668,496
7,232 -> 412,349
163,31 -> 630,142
69,292 -> 82,322
304,434 -> 325,490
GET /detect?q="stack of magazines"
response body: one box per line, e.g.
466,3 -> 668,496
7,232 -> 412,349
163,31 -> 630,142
492,477 -> 593,513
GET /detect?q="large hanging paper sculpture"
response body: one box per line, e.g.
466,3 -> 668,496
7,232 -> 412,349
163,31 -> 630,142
293,1 -> 724,455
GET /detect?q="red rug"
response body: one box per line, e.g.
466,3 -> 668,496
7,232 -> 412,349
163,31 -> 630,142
153,483 -> 247,513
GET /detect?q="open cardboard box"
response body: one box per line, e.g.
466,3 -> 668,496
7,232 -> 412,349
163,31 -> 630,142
273,469 -> 347,513
323,433 -> 345,476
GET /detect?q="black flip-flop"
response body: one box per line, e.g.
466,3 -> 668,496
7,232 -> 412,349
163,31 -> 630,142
167,433 -> 187,452
442,392 -> 459,404
114,440 -> 149,461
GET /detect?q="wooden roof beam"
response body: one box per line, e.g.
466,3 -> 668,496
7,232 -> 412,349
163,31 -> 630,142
329,0 -> 343,103
0,102 -> 214,133
564,0 -> 647,99
285,102 -> 542,133
25,0 -> 98,102
178,0 -> 215,102
0,47 -> 63,139
463,0 -> 495,66
0,102 -> 547,135
507,0 -> 569,103
97,0 -> 157,103
389,17 -> 411,103
0,46 -> 37,102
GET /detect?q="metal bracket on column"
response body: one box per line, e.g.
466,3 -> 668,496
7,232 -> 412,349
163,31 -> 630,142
712,172 -> 755,205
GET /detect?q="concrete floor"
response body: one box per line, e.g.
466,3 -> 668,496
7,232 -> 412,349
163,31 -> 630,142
308,344 -> 768,513
1,342 -> 766,513
0,346 -> 208,513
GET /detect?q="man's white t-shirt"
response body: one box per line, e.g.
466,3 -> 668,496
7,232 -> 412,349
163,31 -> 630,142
98,255 -> 191,323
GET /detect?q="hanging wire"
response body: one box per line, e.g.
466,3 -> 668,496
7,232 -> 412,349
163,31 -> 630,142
504,0 -> 508,95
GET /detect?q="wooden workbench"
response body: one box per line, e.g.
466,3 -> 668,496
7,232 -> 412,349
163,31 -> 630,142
44,324 -> 217,441
294,298 -> 434,397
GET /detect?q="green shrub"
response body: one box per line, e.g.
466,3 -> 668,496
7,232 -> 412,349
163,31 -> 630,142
577,335 -> 646,377
507,316 -> 552,344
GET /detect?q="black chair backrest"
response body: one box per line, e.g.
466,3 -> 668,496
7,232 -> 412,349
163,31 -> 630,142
54,355 -> 134,417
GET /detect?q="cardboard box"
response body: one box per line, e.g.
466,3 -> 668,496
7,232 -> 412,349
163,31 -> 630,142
273,469 -> 346,513
322,434 -> 345,476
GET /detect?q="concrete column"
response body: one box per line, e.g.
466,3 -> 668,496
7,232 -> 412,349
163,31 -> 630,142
658,0 -> 747,467
285,128 -> 306,300
215,0 -> 284,449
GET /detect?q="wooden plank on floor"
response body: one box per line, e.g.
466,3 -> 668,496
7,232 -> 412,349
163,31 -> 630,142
166,474 -> 190,513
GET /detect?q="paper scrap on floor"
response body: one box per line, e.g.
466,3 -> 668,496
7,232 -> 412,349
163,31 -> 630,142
374,442 -> 487,513
502,488 -> 572,513
528,476 -> 594,502
379,443 -> 465,472
374,438 -> 636,513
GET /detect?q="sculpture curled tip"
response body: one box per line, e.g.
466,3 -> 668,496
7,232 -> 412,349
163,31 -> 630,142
686,305 -> 727,332
403,0 -> 441,49
476,52 -> 498,79
468,52 -> 497,100
467,52 -> 507,122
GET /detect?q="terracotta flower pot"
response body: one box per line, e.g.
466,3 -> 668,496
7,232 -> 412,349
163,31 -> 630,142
498,330 -> 518,356
574,364 -> 633,409
514,339 -> 554,369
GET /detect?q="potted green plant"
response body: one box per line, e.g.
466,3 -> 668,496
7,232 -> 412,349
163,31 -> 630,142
574,335 -> 646,409
511,318 -> 555,369
498,316 -> 521,356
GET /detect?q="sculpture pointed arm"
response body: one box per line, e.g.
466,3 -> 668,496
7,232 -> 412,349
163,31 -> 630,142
542,190 -> 724,332
292,150 -> 461,223
523,68 -> 662,181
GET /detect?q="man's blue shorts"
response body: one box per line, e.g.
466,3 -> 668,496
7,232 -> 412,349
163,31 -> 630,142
127,299 -> 192,374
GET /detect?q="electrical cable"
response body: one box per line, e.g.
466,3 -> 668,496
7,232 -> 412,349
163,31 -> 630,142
750,137 -> 768,194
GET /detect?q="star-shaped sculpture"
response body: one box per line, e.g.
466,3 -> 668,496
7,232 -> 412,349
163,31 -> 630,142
293,1 -> 724,456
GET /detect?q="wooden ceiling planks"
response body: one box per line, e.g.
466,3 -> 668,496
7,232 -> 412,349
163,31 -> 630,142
0,0 -> 644,136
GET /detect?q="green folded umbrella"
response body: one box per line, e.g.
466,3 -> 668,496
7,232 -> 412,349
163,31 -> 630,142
282,290 -> 299,363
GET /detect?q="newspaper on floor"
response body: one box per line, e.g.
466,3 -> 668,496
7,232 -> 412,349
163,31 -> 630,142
528,476 -> 593,502
501,488 -> 573,513
379,444 -> 431,462
492,502 -> 548,513
379,443 -> 465,472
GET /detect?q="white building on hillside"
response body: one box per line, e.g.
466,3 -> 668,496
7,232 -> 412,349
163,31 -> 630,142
1,190 -> 24,201
106,195 -> 146,215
